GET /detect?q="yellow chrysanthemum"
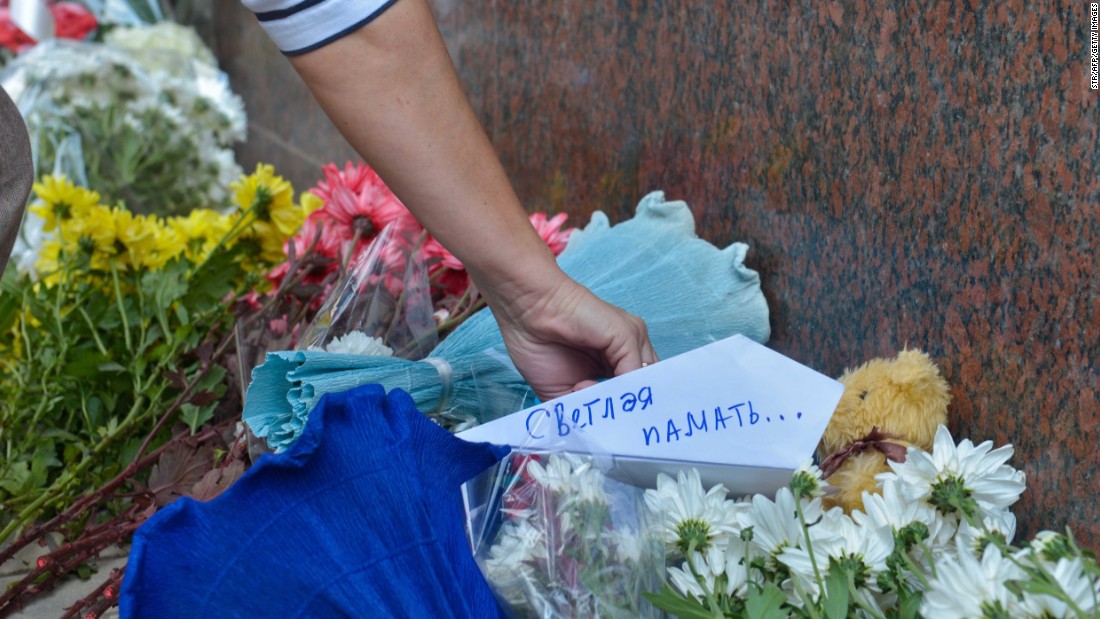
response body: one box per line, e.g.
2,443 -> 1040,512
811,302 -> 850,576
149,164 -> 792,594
29,175 -> 102,232
36,239 -> 63,284
229,164 -> 311,266
300,192 -> 323,216
171,209 -> 233,260
60,204 -> 117,261
270,204 -> 307,239
5,323 -> 22,360
115,209 -> 159,257
246,220 -> 288,264
231,164 -> 294,216
145,221 -> 187,269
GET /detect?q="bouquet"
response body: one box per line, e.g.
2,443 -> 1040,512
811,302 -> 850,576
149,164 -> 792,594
0,163 -> 315,613
1,33 -> 245,217
470,426 -> 1100,618
269,161 -> 573,332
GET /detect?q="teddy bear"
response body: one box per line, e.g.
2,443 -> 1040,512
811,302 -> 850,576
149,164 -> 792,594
817,349 -> 951,513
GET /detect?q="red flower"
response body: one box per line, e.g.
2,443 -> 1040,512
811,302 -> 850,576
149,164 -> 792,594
308,162 -> 409,241
419,236 -> 469,299
528,212 -> 573,256
0,8 -> 36,52
0,2 -> 96,53
267,217 -> 343,288
51,2 -> 96,40
311,161 -> 374,200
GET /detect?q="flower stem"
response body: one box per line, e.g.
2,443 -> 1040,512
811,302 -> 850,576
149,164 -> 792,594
899,549 -> 931,589
849,571 -> 886,619
918,540 -> 939,579
110,264 -> 133,353
796,499 -> 826,595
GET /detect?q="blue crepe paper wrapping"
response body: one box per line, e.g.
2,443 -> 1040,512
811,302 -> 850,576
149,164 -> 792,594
245,191 -> 771,451
119,384 -> 510,618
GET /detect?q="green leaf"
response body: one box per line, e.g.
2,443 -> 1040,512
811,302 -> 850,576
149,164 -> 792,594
823,561 -> 850,619
643,584 -> 718,619
897,589 -> 922,619
62,352 -> 109,379
194,365 -> 227,395
40,428 -> 82,443
745,582 -> 788,619
174,302 -> 190,326
0,461 -> 31,494
184,248 -> 239,312
181,403 -> 215,435
142,260 -> 190,337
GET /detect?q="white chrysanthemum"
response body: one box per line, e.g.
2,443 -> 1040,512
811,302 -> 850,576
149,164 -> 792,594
668,537 -> 752,601
485,517 -> 548,581
193,66 -> 248,143
321,331 -> 394,356
568,465 -> 608,506
878,425 -> 1025,520
611,527 -> 651,564
855,478 -> 955,546
1021,530 -> 1077,562
780,507 -> 894,596
922,543 -> 1026,619
1018,556 -> 1100,618
790,459 -> 827,499
526,453 -> 588,493
644,469 -> 741,555
4,40 -> 247,215
483,517 -> 548,605
739,487 -> 822,561
105,21 -> 218,67
955,508 -> 1017,552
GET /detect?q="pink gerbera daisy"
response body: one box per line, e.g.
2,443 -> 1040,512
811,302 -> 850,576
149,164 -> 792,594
528,212 -> 573,256
308,163 -> 409,243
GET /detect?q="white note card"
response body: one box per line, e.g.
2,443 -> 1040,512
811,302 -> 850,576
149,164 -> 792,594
458,335 -> 844,489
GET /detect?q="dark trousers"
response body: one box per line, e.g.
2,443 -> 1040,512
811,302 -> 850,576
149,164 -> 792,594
0,85 -> 32,274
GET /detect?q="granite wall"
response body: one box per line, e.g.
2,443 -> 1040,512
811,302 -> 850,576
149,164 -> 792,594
211,0 -> 1100,546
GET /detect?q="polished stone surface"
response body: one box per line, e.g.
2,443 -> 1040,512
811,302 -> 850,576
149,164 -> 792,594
215,1 -> 1099,546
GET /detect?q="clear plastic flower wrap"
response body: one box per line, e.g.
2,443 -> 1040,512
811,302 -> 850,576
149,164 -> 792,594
462,422 -> 1100,619
244,193 -> 772,452
464,446 -> 669,618
296,218 -> 440,360
0,35 -> 245,217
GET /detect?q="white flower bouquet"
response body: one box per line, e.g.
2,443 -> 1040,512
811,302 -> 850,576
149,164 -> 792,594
467,426 -> 1100,618
467,452 -> 668,617
1,31 -> 245,216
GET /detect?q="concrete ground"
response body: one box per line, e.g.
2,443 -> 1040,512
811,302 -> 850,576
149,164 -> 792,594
1,539 -> 125,618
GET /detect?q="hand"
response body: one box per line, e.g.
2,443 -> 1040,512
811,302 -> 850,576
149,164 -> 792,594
486,273 -> 658,401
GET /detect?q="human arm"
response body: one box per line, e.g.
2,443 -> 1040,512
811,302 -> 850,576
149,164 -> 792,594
267,0 -> 656,398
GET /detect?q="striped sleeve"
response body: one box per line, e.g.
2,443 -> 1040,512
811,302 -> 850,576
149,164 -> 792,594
242,0 -> 400,56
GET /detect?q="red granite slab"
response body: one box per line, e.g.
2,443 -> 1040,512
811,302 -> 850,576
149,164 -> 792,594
433,0 -> 1100,547
215,0 -> 1099,547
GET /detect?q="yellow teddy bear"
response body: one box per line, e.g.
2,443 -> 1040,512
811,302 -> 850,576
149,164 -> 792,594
818,349 -> 951,512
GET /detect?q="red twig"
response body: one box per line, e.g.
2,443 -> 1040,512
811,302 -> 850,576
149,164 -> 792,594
0,419 -> 217,567
59,566 -> 125,619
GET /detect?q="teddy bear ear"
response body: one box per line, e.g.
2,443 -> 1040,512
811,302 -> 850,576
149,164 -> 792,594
883,349 -> 951,447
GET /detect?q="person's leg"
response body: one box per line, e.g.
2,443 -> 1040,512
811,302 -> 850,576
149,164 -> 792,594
0,85 -> 32,274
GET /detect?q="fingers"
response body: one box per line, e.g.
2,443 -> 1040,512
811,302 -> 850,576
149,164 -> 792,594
637,317 -> 658,367
609,312 -> 657,377
572,379 -> 599,392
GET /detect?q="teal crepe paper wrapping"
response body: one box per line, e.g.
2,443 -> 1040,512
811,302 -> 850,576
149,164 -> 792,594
244,191 -> 771,452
